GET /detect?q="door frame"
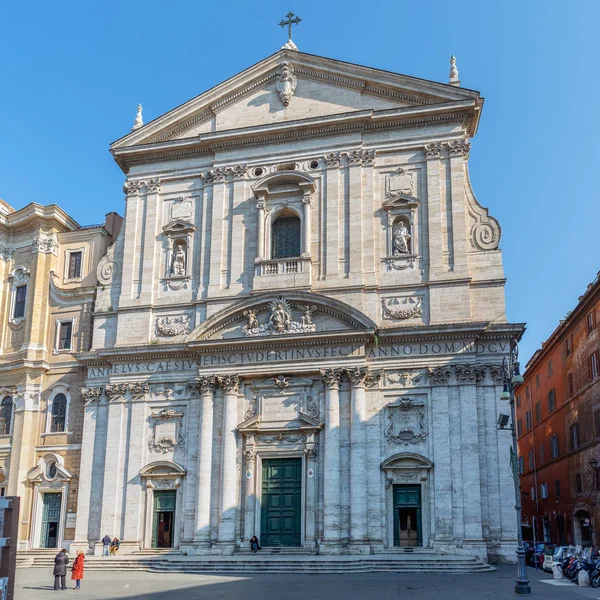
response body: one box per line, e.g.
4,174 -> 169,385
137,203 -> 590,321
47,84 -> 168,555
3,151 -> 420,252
30,485 -> 68,550
143,483 -> 183,550
392,485 -> 422,547
251,451 -> 306,548
152,490 -> 177,549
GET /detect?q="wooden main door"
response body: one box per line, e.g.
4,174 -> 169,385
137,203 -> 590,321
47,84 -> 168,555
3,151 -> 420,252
152,490 -> 176,548
261,458 -> 302,547
41,493 -> 62,549
393,485 -> 422,547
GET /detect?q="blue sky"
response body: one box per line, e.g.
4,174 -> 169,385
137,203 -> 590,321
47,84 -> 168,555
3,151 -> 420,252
1,1 -> 598,363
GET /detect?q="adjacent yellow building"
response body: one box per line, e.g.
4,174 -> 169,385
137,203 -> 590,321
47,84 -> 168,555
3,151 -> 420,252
0,198 -> 120,550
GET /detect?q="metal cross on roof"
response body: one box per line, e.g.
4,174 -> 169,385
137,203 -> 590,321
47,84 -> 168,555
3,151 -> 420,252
279,11 -> 301,42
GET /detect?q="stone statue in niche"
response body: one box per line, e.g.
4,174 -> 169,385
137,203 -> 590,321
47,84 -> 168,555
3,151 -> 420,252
301,305 -> 316,327
392,220 -> 411,255
171,244 -> 186,276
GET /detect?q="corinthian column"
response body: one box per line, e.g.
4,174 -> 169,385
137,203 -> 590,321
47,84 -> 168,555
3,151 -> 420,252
348,367 -> 368,549
217,375 -> 240,552
321,369 -> 341,551
195,376 -> 216,545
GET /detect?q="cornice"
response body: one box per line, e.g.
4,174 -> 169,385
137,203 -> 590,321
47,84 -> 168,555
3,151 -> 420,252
113,103 -> 474,172
2,203 -> 80,233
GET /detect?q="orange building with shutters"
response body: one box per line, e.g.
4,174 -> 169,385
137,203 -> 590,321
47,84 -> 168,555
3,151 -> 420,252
516,272 -> 600,546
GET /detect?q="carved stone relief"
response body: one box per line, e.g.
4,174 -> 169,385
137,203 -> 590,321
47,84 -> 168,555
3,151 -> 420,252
148,408 -> 185,454
243,297 -> 316,337
276,61 -> 297,106
155,315 -> 192,337
97,245 -> 118,285
381,296 -> 423,321
386,168 -> 415,199
384,398 -> 428,446
31,236 -> 58,256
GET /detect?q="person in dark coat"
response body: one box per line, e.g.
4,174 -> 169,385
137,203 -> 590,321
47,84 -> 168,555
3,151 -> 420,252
53,548 -> 69,590
101,534 -> 111,557
250,536 -> 260,553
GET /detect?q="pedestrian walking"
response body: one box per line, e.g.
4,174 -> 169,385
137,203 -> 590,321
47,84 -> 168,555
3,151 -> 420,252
71,550 -> 85,590
110,537 -> 120,556
53,548 -> 69,591
101,534 -> 111,557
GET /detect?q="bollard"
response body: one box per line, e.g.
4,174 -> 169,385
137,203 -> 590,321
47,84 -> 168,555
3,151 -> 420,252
578,569 -> 591,587
552,565 -> 563,580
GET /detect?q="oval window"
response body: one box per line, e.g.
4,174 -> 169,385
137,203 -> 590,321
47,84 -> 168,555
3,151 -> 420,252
46,461 -> 57,479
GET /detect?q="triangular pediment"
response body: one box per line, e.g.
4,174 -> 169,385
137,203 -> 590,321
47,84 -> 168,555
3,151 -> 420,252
162,219 -> 196,234
112,50 -> 481,152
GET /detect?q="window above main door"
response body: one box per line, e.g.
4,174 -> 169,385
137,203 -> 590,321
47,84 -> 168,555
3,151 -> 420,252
252,170 -> 315,292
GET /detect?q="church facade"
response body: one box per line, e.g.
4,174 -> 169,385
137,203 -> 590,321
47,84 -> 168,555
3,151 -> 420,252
70,48 -> 522,562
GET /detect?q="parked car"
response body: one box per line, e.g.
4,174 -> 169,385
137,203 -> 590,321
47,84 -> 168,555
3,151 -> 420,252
542,545 -> 561,573
529,543 -> 546,567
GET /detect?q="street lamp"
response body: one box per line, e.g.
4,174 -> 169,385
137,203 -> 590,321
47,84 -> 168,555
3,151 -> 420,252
500,339 -> 531,595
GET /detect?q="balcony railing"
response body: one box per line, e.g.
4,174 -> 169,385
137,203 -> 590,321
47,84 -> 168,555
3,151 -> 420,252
256,257 -> 305,277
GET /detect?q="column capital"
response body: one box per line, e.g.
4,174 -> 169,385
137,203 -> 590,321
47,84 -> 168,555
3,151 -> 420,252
321,368 -> 342,389
217,374 -> 241,393
346,367 -> 371,388
193,376 -> 217,395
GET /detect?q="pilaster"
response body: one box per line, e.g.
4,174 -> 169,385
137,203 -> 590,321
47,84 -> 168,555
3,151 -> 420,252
207,170 -> 226,295
324,154 -> 340,279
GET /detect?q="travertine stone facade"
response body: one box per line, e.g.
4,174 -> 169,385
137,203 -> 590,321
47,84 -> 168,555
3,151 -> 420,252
0,200 -> 121,550
72,50 -> 522,562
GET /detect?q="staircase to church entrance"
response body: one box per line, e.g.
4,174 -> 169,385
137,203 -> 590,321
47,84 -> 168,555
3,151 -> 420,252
17,551 -> 494,574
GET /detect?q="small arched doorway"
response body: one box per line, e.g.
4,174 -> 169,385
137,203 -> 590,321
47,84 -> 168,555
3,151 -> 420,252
574,508 -> 593,547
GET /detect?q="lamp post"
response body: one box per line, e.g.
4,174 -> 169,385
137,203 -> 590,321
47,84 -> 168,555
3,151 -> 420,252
500,339 -> 531,595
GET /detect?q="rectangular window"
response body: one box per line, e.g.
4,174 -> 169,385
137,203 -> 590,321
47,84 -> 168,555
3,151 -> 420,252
539,443 -> 545,465
570,422 -> 580,450
516,394 -> 521,409
548,388 -> 556,412
590,351 -> 600,380
548,359 -> 553,376
528,450 -> 533,470
517,418 -> 523,437
13,285 -> 26,319
568,372 -> 574,396
525,410 -> 532,431
526,385 -> 530,400
531,486 -> 535,501
587,310 -> 596,334
68,251 -> 82,279
555,479 -> 561,497
595,468 -> 600,490
535,401 -> 541,423
536,374 -> 540,389
576,472 -> 583,494
541,483 -> 548,499
565,336 -> 573,357
595,411 -> 600,438
519,456 -> 524,474
58,321 -> 73,351
551,435 -> 559,458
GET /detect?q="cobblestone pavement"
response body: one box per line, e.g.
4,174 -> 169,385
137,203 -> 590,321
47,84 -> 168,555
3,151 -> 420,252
15,566 -> 600,599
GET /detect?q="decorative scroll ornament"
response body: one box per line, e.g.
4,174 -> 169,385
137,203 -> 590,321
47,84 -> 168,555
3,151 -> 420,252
324,152 -> 341,168
381,296 -> 423,321
148,408 -> 185,454
348,149 -> 376,166
0,245 -> 14,261
243,297 -> 316,337
306,396 -> 319,418
304,447 -> 318,459
82,387 -> 103,404
155,315 -> 191,337
276,61 -> 297,106
123,180 -> 143,195
97,245 -> 117,285
321,368 -> 342,388
32,235 -> 58,255
382,370 -> 425,387
383,256 -> 416,271
424,142 -> 443,159
245,396 -> 258,420
272,375 -> 290,391
427,366 -> 452,385
384,399 -> 428,446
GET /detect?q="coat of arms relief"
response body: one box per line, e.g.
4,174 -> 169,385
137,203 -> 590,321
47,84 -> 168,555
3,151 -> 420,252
384,397 -> 428,446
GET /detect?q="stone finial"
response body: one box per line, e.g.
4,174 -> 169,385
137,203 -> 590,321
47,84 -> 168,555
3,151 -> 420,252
132,104 -> 143,130
449,55 -> 460,87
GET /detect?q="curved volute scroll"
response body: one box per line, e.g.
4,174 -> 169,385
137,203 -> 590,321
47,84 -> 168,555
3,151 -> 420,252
464,163 -> 501,251
185,291 -> 376,342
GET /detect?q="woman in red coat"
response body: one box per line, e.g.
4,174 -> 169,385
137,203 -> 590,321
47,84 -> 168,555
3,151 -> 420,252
71,550 -> 85,589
